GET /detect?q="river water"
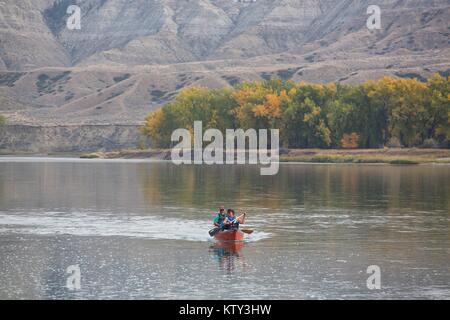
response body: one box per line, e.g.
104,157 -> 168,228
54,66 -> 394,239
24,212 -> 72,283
0,158 -> 448,299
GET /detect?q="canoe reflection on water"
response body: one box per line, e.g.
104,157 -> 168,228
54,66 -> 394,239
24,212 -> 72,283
209,241 -> 246,273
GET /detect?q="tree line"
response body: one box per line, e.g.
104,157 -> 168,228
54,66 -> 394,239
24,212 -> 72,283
142,74 -> 449,149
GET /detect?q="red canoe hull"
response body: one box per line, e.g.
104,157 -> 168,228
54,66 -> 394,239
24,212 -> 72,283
211,241 -> 244,252
214,230 -> 245,242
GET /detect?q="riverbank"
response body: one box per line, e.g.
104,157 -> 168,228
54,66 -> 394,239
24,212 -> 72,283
281,148 -> 450,164
0,124 -> 143,153
78,148 -> 450,164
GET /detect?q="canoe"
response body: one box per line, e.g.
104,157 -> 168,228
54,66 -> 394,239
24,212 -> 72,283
214,229 -> 245,242
211,241 -> 244,252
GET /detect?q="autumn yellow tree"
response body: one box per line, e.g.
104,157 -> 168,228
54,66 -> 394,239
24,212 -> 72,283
141,75 -> 449,149
340,133 -> 360,149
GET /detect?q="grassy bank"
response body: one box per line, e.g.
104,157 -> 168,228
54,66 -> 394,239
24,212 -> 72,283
80,149 -> 171,160
279,148 -> 450,164
80,148 -> 450,164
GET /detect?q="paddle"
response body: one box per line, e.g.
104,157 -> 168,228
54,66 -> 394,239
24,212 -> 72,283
238,212 -> 254,234
209,227 -> 220,237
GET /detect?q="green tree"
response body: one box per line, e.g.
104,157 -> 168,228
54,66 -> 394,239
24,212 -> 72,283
339,83 -> 388,148
326,99 -> 356,147
424,74 -> 450,146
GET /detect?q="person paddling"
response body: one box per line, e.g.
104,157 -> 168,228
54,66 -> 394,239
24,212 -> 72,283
224,209 -> 245,230
213,206 -> 226,229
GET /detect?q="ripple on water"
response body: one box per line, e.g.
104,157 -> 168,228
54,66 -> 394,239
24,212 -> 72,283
0,212 -> 271,243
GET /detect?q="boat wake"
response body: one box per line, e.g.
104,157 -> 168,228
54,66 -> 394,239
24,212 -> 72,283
0,212 -> 271,242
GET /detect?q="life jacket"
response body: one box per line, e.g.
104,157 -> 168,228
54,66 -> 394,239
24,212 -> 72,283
226,215 -> 237,224
214,213 -> 225,224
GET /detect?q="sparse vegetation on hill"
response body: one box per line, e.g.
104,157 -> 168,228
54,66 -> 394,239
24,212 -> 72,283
36,71 -> 71,95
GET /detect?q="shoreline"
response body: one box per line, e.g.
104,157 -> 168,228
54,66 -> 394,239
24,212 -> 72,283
2,148 -> 450,164
81,148 -> 450,164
